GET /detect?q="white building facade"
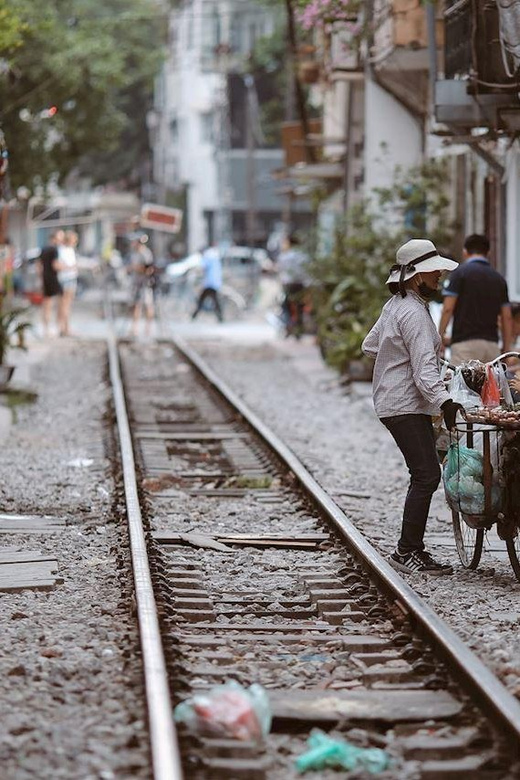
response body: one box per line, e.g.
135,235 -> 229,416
152,0 -> 281,253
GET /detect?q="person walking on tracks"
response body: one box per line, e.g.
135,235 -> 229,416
438,234 -> 513,365
362,239 -> 464,576
129,234 -> 156,339
192,244 -> 223,323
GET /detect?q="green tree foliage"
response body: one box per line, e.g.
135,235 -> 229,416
309,158 -> 455,373
0,0 -> 164,191
0,304 -> 30,364
0,0 -> 24,51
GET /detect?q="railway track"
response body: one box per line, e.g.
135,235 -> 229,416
109,336 -> 520,778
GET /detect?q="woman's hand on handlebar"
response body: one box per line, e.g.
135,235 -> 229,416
441,399 -> 466,430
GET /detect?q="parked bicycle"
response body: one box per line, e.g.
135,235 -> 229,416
440,352 -> 520,579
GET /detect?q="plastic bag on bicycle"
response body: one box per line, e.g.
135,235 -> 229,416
481,365 -> 501,408
448,368 -> 482,410
443,443 -> 501,516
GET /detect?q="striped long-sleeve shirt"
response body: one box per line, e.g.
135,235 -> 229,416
362,291 -> 450,418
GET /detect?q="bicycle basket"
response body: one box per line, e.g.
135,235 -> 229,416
443,422 -> 503,524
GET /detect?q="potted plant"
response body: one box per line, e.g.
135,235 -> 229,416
309,203 -> 392,378
0,303 -> 31,389
298,59 -> 321,84
308,159 -> 455,378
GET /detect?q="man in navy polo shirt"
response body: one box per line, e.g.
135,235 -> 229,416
438,234 -> 513,365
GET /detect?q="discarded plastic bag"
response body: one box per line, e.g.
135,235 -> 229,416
481,364 -> 501,407
295,729 -> 390,774
174,681 -> 271,741
448,368 -> 481,410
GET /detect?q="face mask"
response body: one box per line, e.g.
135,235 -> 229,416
417,282 -> 437,300
416,275 -> 437,300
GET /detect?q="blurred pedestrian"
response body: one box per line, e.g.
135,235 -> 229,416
39,229 -> 64,337
191,244 -> 223,322
277,234 -> 309,338
57,230 -> 79,337
129,234 -> 155,338
362,239 -> 462,575
438,234 -> 513,364
0,236 -> 15,304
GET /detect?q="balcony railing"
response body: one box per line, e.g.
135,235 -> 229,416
444,0 -> 472,79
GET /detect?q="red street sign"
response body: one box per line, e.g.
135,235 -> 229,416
140,203 -> 183,234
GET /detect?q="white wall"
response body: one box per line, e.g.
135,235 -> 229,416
153,0 -> 280,252
364,78 -> 423,198
175,67 -> 221,251
154,0 -> 222,252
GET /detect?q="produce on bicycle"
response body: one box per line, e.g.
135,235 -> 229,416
362,239 -> 463,575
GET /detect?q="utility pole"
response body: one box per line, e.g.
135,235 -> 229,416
215,50 -> 232,247
244,75 -> 257,247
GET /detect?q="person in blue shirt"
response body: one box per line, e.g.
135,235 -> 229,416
192,245 -> 223,322
438,234 -> 513,365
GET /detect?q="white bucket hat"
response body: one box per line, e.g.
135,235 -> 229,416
386,239 -> 458,297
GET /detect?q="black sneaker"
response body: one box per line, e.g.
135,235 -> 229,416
390,548 -> 453,576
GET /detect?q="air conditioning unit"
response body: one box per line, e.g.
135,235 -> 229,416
444,0 -> 520,92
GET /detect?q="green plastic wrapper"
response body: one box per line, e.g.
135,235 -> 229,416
295,729 -> 390,773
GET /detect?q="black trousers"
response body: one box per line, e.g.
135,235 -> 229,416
192,287 -> 223,322
282,283 -> 305,333
380,414 -> 441,553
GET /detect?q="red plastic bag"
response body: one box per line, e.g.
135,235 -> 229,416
481,365 -> 501,408
174,682 -> 271,741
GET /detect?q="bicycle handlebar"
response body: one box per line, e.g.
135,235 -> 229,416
440,358 -> 457,371
490,352 -> 520,365
441,352 -> 520,372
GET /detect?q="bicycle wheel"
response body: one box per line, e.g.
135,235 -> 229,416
452,510 -> 484,569
505,533 -> 520,582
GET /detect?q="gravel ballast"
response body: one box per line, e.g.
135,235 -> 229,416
0,340 -> 149,780
1,326 -> 518,778
194,336 -> 520,702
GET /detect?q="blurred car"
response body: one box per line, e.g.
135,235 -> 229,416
221,246 -> 269,306
161,246 -> 268,308
13,248 -> 42,302
75,254 -> 101,294
163,253 -> 202,280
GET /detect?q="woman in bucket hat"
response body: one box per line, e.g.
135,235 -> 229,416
362,239 -> 463,575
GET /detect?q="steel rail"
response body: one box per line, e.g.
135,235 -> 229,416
174,335 -> 520,747
108,335 -> 183,780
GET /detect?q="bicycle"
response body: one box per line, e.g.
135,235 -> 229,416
441,352 -> 520,580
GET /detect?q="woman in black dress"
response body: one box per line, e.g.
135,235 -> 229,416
39,230 -> 64,336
